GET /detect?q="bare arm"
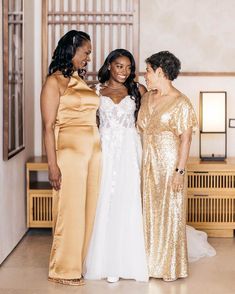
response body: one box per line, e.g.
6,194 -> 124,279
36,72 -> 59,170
40,76 -> 61,190
172,127 -> 193,192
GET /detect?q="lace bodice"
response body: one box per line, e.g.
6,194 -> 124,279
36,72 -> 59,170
96,84 -> 136,129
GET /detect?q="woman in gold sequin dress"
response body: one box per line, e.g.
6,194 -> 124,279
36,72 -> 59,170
40,30 -> 101,286
137,51 -> 197,281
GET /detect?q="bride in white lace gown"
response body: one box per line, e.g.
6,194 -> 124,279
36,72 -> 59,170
84,49 -> 215,282
84,49 -> 149,282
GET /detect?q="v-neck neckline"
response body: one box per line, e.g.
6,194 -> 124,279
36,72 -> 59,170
147,91 -> 181,117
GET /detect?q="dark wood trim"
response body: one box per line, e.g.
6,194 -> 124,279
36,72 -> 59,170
42,0 -> 48,83
133,0 -> 140,79
138,71 -> 235,77
180,72 -> 235,77
3,0 -> 9,160
3,0 -> 24,160
8,146 -> 25,159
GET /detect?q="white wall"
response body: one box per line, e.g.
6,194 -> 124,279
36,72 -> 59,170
139,0 -> 235,72
139,0 -> 235,157
0,0 -> 35,264
34,0 -> 42,156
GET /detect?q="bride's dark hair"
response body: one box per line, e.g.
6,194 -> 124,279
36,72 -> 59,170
48,30 -> 90,78
98,49 -> 141,121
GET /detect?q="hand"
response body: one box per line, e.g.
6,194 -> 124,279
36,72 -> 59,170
172,173 -> 184,193
48,164 -> 62,191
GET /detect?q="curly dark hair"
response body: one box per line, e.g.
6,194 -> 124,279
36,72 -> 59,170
98,49 -> 141,121
48,30 -> 91,78
146,51 -> 181,81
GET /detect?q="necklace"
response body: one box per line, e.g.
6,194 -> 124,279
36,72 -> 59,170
104,82 -> 125,90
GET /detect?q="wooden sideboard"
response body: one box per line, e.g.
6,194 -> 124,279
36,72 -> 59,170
26,156 -> 52,228
187,157 -> 235,237
26,156 -> 235,237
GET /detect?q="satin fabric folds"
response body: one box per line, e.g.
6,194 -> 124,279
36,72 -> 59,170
137,92 -> 197,281
48,72 -> 101,280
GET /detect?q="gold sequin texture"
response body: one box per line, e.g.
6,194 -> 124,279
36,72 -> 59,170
137,92 -> 197,281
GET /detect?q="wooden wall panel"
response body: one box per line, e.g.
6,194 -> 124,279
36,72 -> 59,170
42,0 -> 140,82
3,0 -> 24,160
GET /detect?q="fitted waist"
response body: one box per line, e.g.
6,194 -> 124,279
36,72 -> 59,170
55,109 -> 98,127
54,124 -> 100,151
57,123 -> 98,129
143,131 -> 178,139
99,125 -> 136,130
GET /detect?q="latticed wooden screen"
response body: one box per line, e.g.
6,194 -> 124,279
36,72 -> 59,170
187,171 -> 235,225
42,0 -> 139,82
188,173 -> 235,189
187,196 -> 235,223
3,0 -> 24,160
29,192 -> 53,227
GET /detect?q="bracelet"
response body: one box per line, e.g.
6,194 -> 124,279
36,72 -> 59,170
175,168 -> 185,175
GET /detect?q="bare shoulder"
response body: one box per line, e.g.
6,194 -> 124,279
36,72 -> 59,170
42,74 -> 58,88
54,72 -> 70,90
41,76 -> 57,99
44,72 -> 70,96
41,74 -> 63,98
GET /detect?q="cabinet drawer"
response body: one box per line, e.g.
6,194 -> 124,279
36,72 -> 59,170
187,172 -> 235,190
187,193 -> 235,224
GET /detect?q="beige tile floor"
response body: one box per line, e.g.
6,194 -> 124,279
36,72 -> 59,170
0,229 -> 235,294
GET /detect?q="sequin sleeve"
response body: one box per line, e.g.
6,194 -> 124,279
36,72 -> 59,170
174,96 -> 198,136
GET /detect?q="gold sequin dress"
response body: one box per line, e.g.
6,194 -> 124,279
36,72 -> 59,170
48,72 -> 101,280
137,91 -> 197,281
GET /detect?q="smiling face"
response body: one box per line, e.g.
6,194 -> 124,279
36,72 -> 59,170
72,40 -> 92,70
109,56 -> 132,83
144,63 -> 161,90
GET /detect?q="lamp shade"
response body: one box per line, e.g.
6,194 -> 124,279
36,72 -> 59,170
199,91 -> 227,161
201,92 -> 226,132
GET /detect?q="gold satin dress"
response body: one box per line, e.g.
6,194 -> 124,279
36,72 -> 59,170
49,72 -> 101,280
137,92 -> 197,281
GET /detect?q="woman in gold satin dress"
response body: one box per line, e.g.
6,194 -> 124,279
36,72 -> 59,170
137,51 -> 197,281
40,30 -> 101,286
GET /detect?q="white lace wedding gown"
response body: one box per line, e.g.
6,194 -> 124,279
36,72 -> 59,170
84,86 -> 216,280
84,88 -> 149,281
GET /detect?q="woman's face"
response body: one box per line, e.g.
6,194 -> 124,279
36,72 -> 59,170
72,40 -> 92,70
144,63 -> 160,90
109,56 -> 132,83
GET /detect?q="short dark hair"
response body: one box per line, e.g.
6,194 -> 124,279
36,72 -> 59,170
146,51 -> 181,81
48,30 -> 91,78
98,48 -> 141,121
